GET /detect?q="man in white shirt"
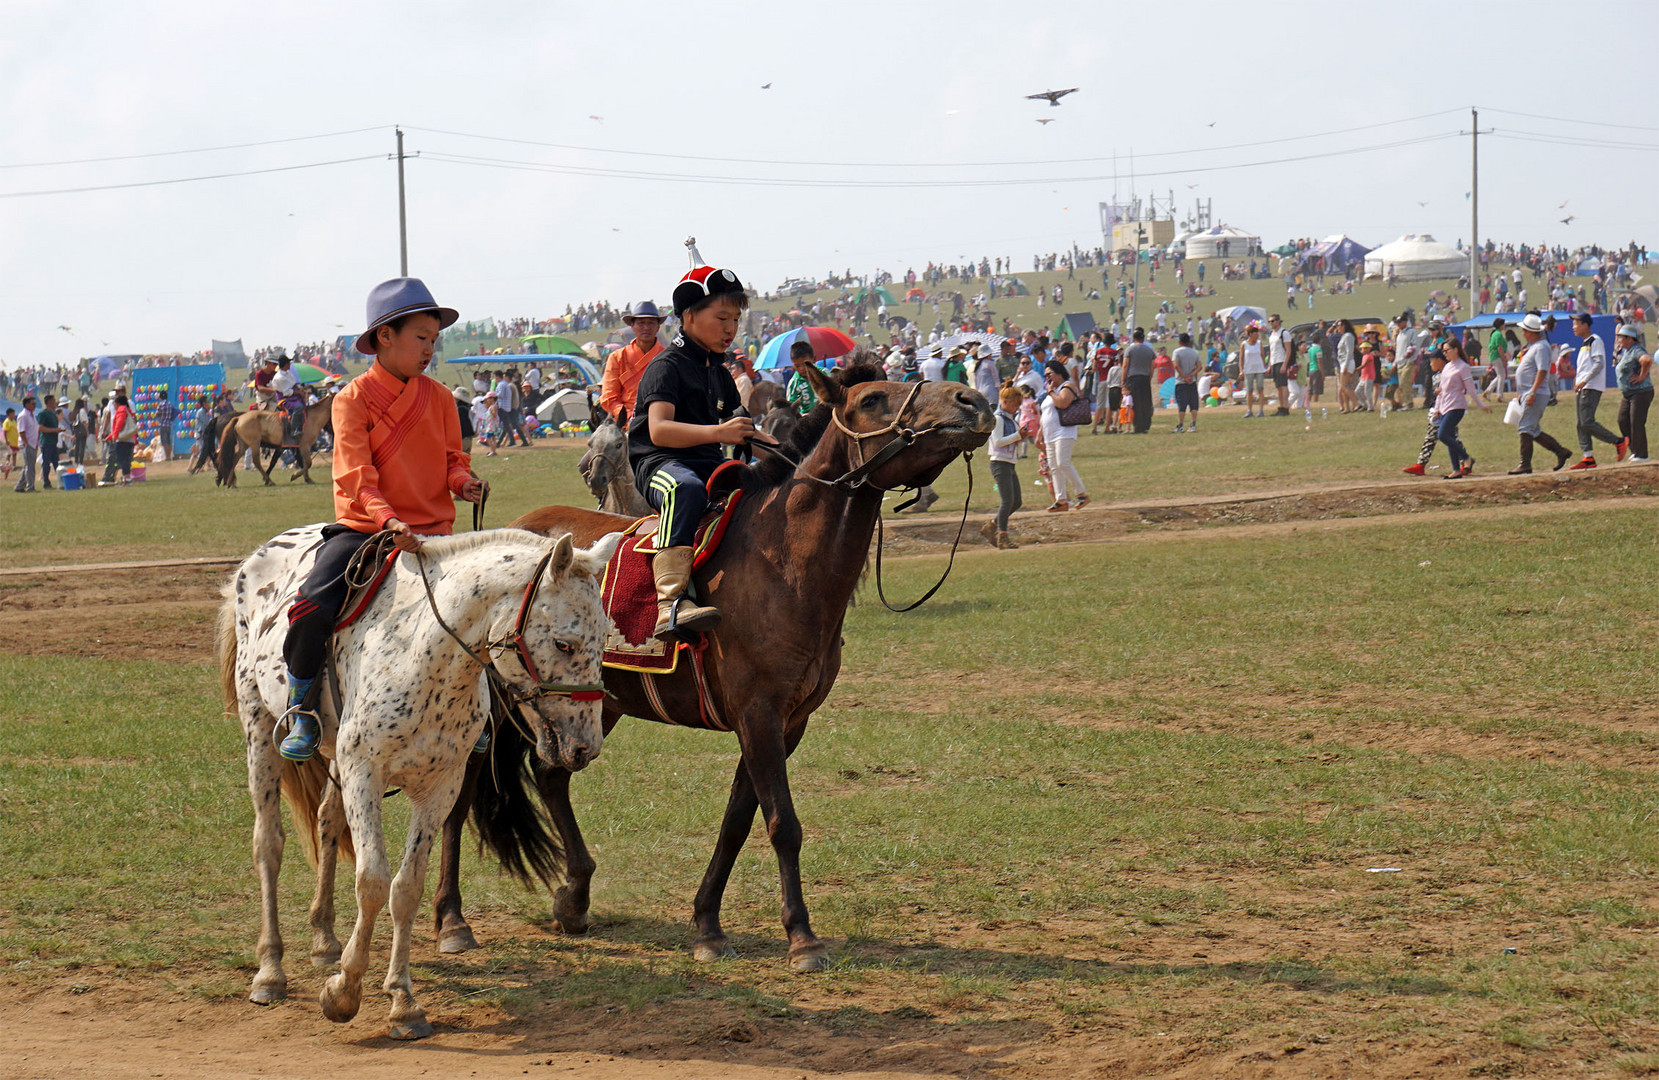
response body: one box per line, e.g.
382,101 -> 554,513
1567,312 -> 1626,468
270,356 -> 298,396
971,345 -> 1000,403
918,348 -> 946,383
1266,314 -> 1291,415
12,394 -> 38,493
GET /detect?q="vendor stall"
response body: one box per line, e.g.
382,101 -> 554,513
131,362 -> 227,456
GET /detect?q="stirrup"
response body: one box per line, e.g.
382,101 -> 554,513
275,704 -> 321,762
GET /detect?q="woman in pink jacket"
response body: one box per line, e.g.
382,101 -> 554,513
1433,338 -> 1490,479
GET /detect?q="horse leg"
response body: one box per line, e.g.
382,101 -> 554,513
537,766 -> 597,935
382,780 -> 460,1040
432,754 -> 482,953
307,775 -> 345,966
260,443 -> 280,486
319,765 -> 387,1025
244,716 -> 288,1003
690,759 -> 761,962
737,722 -> 828,972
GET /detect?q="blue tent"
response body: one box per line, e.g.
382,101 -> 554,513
1448,312 -> 1617,389
1301,235 -> 1371,272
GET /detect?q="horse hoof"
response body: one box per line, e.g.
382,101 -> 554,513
552,887 -> 590,935
437,926 -> 480,954
311,944 -> 343,967
388,1016 -> 433,1041
319,973 -> 361,1023
789,947 -> 832,973
692,937 -> 736,962
249,977 -> 287,1005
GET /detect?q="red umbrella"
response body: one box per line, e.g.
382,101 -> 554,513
795,326 -> 856,358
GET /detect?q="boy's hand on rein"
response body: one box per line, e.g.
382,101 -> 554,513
386,518 -> 424,553
458,477 -> 487,503
714,416 -> 760,445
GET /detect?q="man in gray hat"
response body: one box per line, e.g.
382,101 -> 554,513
600,300 -> 666,421
1508,314 -> 1573,474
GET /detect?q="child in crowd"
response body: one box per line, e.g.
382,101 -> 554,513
982,381 -> 1024,550
1016,383 -> 1039,458
277,277 -> 486,762
2,408 -> 16,480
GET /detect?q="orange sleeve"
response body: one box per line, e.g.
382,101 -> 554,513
330,385 -> 397,530
599,346 -> 629,419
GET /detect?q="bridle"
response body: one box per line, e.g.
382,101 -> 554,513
411,544 -> 607,707
753,378 -> 976,613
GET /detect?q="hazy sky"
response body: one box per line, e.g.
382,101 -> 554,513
3,0 -> 1655,367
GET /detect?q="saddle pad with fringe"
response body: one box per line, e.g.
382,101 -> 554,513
600,490 -> 743,674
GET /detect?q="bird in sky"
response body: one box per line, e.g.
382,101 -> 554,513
56,325 -> 74,334
1186,183 -> 1199,189
1558,199 -> 1569,208
760,82 -> 772,89
1026,88 -> 1078,107
1418,200 -> 1429,207
1207,121 -> 1216,127
1035,118 -> 1055,125
1561,215 -> 1575,225
588,115 -> 604,123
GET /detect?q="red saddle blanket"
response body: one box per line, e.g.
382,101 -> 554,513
601,485 -> 743,675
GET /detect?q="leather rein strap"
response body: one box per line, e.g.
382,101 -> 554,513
752,378 -> 974,613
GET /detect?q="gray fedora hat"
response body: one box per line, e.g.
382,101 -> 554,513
356,277 -> 459,355
622,300 -> 664,323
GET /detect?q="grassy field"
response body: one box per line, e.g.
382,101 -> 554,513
2,491 -> 1657,1075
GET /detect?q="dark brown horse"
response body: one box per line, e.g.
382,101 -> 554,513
433,359 -> 992,969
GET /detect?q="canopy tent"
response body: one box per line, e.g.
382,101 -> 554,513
1183,224 -> 1259,260
1301,235 -> 1371,272
852,284 -> 897,307
1363,234 -> 1465,282
1214,305 -> 1268,326
534,387 -> 596,427
90,356 -> 131,381
1447,312 -> 1619,388
445,353 -> 601,387
1001,276 -> 1032,296
1572,256 -> 1603,277
519,333 -> 584,356
1631,284 -> 1658,322
1053,312 -> 1097,342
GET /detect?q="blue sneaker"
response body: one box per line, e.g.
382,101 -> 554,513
472,724 -> 491,755
279,709 -> 321,761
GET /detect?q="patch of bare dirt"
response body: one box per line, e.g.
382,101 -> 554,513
0,564 -> 227,661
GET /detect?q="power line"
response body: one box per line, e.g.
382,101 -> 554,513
0,126 -> 388,171
1481,107 -> 1659,133
419,133 -> 1463,190
1490,129 -> 1659,152
0,155 -> 385,199
405,109 -> 1466,170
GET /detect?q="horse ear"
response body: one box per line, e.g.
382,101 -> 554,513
545,533 -> 576,580
794,358 -> 842,406
573,531 -> 623,577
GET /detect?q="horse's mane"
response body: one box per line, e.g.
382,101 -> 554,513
418,528 -> 548,559
741,356 -> 888,492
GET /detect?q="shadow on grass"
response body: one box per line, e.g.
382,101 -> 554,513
400,911 -> 1455,1074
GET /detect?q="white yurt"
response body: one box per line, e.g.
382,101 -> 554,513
1363,234 -> 1466,282
1183,224 -> 1260,260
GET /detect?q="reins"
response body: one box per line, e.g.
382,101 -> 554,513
749,378 -> 976,613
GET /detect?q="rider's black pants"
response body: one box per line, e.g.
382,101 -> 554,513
283,525 -> 376,680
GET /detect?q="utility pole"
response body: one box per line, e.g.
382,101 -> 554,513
1130,224 -> 1146,335
396,127 -> 408,276
1469,107 -> 1478,316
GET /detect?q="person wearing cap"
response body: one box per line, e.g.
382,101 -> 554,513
970,344 -> 1001,405
1507,313 -> 1574,474
918,347 -> 946,384
1566,312 -> 1627,469
452,385 -> 475,453
1613,323 -> 1652,463
628,266 -> 771,641
276,278 -> 486,763
599,300 -> 666,422
942,346 -> 969,385
253,355 -> 280,410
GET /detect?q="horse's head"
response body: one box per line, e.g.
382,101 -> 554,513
795,359 -> 994,491
497,531 -> 623,771
578,412 -> 628,505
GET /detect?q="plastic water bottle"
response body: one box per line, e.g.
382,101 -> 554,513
1321,407 -> 1327,419
1304,407 -> 1312,422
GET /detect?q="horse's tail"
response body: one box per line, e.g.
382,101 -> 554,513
215,421 -> 238,484
216,586 -> 240,722
280,756 -> 353,868
470,700 -> 565,888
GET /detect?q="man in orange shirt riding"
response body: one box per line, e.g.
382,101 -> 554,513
278,277 -> 487,762
598,300 -> 666,422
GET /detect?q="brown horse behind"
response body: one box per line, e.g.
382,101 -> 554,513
216,396 -> 335,487
434,358 -> 992,969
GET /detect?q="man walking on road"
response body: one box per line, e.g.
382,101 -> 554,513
1124,328 -> 1156,434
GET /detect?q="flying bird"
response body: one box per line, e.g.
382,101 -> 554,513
760,82 -> 772,89
1207,121 -> 1216,127
588,115 -> 604,123
1557,199 -> 1569,208
1035,118 -> 1055,125
1561,215 -> 1575,225
56,325 -> 74,334
1418,200 -> 1429,207
1026,88 -> 1078,107
1186,183 -> 1199,189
